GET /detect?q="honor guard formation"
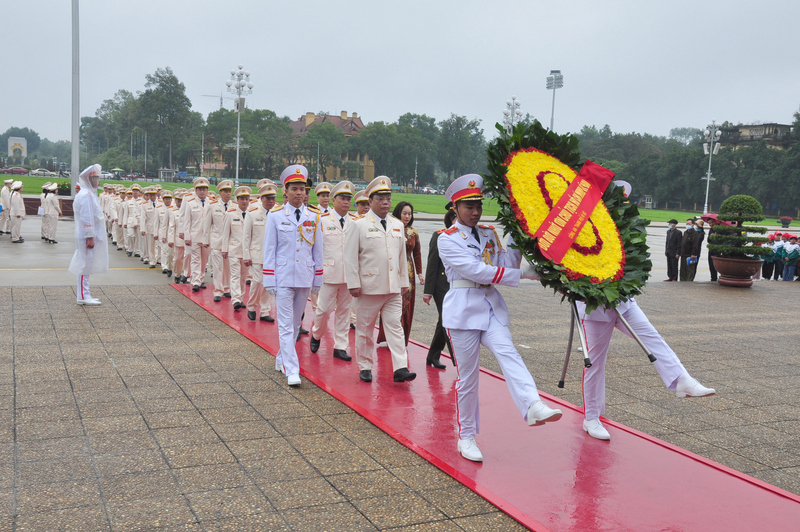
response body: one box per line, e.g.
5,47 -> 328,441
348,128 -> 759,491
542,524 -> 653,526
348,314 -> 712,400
4,163 -> 719,463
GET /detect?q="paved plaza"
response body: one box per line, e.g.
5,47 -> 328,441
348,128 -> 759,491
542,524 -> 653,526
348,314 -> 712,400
1,218 -> 799,530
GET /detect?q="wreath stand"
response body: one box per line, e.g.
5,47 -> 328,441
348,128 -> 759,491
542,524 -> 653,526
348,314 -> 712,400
557,302 -> 657,388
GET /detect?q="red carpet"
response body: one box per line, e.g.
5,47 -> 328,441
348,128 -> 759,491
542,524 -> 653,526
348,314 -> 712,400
175,283 -> 800,531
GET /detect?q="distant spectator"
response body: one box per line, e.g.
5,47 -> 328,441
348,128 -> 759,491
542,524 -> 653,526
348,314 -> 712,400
679,219 -> 699,282
664,218 -> 681,282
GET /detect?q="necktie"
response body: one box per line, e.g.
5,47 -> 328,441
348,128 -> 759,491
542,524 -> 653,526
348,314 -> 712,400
201,200 -> 205,207
242,211 -> 246,219
340,218 -> 345,228
224,202 -> 228,211
295,209 -> 301,222
381,219 -> 387,231
471,227 -> 480,242
152,202 -> 155,208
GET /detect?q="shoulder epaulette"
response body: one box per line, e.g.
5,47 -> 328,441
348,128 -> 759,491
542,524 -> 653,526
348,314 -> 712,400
444,226 -> 459,235
270,205 -> 283,212
209,199 -> 218,204
478,224 -> 495,229
347,212 -> 357,218
227,207 -> 237,212
186,197 -> 195,202
247,205 -> 258,212
320,212 -> 330,217
307,205 -> 320,213
353,214 -> 365,220
435,228 -> 447,234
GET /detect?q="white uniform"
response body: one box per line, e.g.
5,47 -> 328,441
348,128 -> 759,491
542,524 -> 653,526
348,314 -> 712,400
42,192 -> 61,240
141,199 -> 159,264
344,210 -> 410,373
311,212 -> 355,352
438,222 -> 541,440
158,202 -> 175,271
577,299 -> 687,421
8,189 -> 25,241
242,203 -> 272,317
204,199 -> 231,297
262,203 -> 323,378
0,184 -> 10,233
69,169 -> 109,301
221,205 -> 247,306
181,194 -> 210,287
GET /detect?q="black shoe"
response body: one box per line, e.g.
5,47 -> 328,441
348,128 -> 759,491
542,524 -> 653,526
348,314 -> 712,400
41,236 -> 46,240
359,370 -> 372,382
213,296 -> 221,302
333,349 -> 352,361
149,264 -> 156,268
350,323 -> 356,330
299,327 -> 309,335
223,292 -> 231,298
393,368 -> 417,382
135,253 -> 140,257
260,315 -> 275,322
166,270 -> 172,278
50,240 -> 58,244
192,285 -> 200,292
309,336 -> 320,353
11,239 -> 23,243
246,279 -> 251,285
233,302 -> 243,310
143,260 -> 149,264
248,311 -> 256,321
126,251 -> 132,257
200,283 -> 207,289
426,356 -> 446,369
162,268 -> 168,273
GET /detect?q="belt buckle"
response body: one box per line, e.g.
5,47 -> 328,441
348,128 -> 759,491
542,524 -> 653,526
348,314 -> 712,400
478,283 -> 490,289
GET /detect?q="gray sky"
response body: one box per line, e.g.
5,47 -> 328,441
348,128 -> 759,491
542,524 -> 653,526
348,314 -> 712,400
5,0 -> 799,143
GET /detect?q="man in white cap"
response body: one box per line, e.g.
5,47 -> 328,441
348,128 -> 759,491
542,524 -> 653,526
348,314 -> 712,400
263,165 -> 324,386
314,182 -> 332,214
222,186 -> 252,311
310,181 -> 356,362
172,190 -> 191,283
157,190 -> 175,277
123,185 -> 141,257
349,190 -> 371,330
69,165 -> 109,305
205,180 -> 234,301
438,173 -> 560,462
140,187 -> 160,267
181,177 -> 211,291
0,179 -> 12,234
42,183 -> 61,243
39,182 -> 51,240
344,176 -> 416,384
243,182 -> 277,322
8,181 -> 25,243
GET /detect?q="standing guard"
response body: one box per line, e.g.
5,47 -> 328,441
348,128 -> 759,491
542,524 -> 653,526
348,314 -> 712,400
263,165 -> 324,386
310,181 -> 355,362
438,174 -> 561,462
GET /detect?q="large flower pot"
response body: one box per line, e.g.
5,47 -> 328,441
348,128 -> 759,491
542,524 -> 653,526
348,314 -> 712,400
711,256 -> 763,287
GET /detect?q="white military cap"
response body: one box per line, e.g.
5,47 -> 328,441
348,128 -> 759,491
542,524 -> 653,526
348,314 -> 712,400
446,173 -> 484,203
193,177 -> 210,188
12,181 -> 22,190
234,186 -> 252,197
258,183 -> 278,196
353,190 -> 369,204
365,176 -> 392,197
4,179 -> 12,184
315,182 -> 333,195
256,178 -> 275,189
331,181 -> 354,198
280,165 -> 308,187
217,179 -> 234,191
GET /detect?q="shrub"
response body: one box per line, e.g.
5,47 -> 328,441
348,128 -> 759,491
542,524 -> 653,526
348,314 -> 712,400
707,195 -> 769,257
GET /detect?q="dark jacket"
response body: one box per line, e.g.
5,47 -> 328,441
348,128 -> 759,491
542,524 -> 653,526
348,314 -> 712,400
680,228 -> 700,257
665,227 -> 682,256
694,227 -> 706,257
423,230 -> 450,298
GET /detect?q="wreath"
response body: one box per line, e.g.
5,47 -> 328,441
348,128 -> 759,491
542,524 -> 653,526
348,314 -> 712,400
483,120 -> 652,313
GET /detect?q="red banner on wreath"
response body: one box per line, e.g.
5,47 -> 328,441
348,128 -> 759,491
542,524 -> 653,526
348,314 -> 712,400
533,160 -> 615,263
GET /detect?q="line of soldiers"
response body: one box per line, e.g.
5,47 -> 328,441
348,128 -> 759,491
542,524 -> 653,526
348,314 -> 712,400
1,179 -> 28,243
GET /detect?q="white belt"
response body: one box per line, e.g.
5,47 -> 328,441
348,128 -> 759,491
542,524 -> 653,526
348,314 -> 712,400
452,280 -> 491,289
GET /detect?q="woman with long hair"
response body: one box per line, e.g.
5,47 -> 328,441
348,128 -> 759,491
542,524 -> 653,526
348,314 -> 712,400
377,201 -> 423,346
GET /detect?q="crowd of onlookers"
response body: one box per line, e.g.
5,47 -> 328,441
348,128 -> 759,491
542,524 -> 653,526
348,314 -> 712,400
664,215 -> 800,282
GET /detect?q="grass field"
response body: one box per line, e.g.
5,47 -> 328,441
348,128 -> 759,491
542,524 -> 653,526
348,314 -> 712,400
3,172 -> 796,226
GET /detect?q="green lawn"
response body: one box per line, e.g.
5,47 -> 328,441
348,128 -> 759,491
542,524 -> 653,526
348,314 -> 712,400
5,172 -> 795,226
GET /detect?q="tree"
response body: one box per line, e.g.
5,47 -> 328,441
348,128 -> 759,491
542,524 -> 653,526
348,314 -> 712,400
437,114 -> 486,181
669,127 -> 703,146
297,122 -> 347,182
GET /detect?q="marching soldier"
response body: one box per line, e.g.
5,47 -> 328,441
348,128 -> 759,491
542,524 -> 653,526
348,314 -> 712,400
438,174 -> 560,462
140,187 -> 159,267
263,165 -> 324,387
9,181 -> 25,243
172,190 -> 190,283
0,179 -> 12,235
310,181 -> 356,361
344,176 -> 416,384
205,180 -> 233,302
349,190 -> 371,330
157,190 -> 175,276
221,186 -> 251,310
314,182 -> 332,214
243,182 -> 277,322
181,177 -> 211,291
42,183 -> 62,244
130,184 -> 144,257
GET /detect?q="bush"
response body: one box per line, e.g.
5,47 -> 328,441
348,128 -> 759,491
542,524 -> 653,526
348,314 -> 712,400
708,195 -> 769,257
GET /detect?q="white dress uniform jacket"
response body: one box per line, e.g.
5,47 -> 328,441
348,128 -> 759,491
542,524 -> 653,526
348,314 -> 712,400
262,203 -> 324,289
344,212 -> 409,294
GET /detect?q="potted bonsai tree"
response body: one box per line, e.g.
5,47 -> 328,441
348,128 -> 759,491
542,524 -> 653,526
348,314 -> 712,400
708,195 -> 770,287
779,216 -> 793,228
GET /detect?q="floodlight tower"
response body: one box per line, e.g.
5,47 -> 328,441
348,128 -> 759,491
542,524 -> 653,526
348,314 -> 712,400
225,65 -> 253,188
546,70 -> 563,131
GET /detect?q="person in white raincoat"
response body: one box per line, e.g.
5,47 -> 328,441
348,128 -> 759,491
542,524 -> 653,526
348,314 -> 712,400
69,164 -> 109,305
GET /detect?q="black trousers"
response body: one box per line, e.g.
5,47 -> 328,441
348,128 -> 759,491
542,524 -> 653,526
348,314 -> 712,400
427,292 -> 454,365
666,254 -> 679,281
709,254 -> 719,281
774,261 -> 784,280
762,261 -> 774,280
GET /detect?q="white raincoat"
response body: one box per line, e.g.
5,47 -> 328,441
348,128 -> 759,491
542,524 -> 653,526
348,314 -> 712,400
69,164 -> 109,276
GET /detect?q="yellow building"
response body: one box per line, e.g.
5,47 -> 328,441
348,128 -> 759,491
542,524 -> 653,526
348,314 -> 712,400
721,123 -> 793,150
289,111 -> 375,184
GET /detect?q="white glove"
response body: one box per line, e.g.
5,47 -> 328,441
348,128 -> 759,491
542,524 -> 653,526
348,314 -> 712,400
520,263 -> 539,280
311,286 -> 320,295
267,288 -> 277,295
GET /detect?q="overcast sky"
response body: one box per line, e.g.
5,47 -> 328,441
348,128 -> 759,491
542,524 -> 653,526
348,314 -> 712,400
5,0 -> 799,143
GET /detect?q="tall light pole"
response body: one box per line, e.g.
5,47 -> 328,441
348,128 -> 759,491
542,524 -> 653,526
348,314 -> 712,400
225,65 -> 253,188
502,96 -> 522,134
546,70 -> 563,131
702,120 -> 722,214
70,0 -> 80,196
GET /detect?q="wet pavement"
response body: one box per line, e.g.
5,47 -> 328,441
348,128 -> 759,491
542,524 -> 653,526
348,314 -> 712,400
1,217 -> 799,530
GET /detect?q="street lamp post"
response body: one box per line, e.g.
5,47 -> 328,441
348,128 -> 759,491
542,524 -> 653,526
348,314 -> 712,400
546,70 -> 563,131
702,120 -> 722,215
502,96 -> 523,134
225,65 -> 253,188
